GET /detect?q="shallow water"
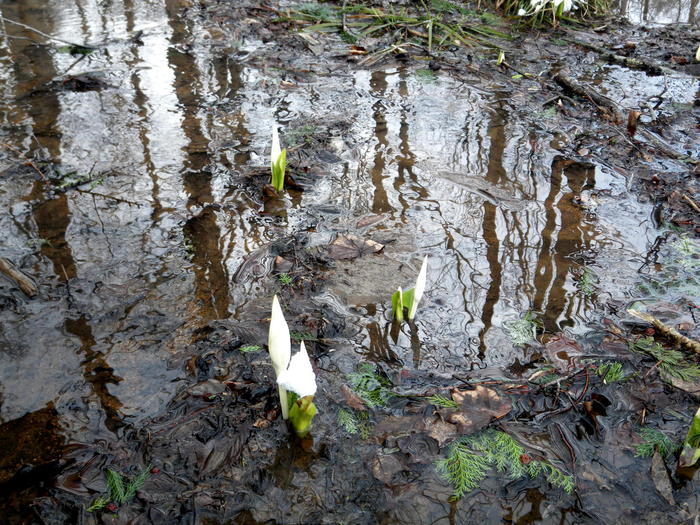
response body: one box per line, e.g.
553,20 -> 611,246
0,1 -> 698,523
620,0 -> 697,24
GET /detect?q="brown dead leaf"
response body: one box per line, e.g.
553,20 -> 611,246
627,110 -> 641,137
349,45 -> 368,55
327,234 -> 384,260
441,385 -> 512,435
372,454 -> 405,486
341,384 -> 366,410
665,375 -> 700,395
424,417 -> 459,447
651,450 -> 675,505
274,256 -> 293,273
544,333 -> 584,372
356,214 -> 386,229
669,55 -> 689,65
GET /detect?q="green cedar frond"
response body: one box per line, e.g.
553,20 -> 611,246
634,428 -> 681,458
87,496 -> 110,512
338,408 -> 359,434
427,395 -> 458,408
347,363 -> 394,408
105,469 -> 126,503
123,465 -> 152,501
578,266 -> 599,296
435,440 -> 489,499
238,345 -> 262,353
631,337 -> 700,382
436,430 -> 574,499
505,312 -> 541,346
596,361 -> 625,383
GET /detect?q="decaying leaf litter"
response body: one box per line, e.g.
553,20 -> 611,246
0,0 -> 699,522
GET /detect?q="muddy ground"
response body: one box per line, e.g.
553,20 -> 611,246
0,0 -> 699,523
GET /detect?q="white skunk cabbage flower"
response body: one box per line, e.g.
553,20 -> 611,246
553,0 -> 574,11
517,8 -> 527,15
277,341 -> 317,398
696,44 -> 700,62
408,256 -> 428,320
268,295 -> 291,418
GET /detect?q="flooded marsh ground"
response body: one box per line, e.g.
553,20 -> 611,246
0,0 -> 699,523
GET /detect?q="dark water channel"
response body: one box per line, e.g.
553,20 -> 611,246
0,1 -> 698,523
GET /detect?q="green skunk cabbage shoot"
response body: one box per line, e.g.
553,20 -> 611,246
268,295 -> 291,419
277,341 -> 318,436
392,256 -> 428,322
392,286 -> 404,322
270,124 -> 287,192
679,406 -> 700,468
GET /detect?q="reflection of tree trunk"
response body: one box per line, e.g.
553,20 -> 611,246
477,109 -> 506,358
643,0 -> 651,21
124,0 -> 162,224
533,158 -> 595,332
369,71 -> 391,214
690,0 -> 697,23
8,4 -> 125,433
165,1 -> 230,322
184,208 -> 231,321
65,317 -> 124,433
366,321 -> 399,364
619,0 -> 629,16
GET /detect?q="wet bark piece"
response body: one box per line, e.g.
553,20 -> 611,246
0,258 -> 38,297
327,234 -> 384,260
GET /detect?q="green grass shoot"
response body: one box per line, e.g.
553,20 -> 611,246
271,148 -> 287,192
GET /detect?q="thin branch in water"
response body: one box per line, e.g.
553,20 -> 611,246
0,16 -> 95,49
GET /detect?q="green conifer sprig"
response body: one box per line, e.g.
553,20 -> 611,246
436,430 -> 573,499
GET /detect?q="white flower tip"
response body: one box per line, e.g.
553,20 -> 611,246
271,124 -> 281,164
277,341 -> 317,398
408,256 -> 428,319
517,8 -> 527,15
268,295 -> 290,376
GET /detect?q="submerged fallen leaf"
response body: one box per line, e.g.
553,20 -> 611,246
341,384 -> 366,410
327,234 -> 384,260
372,454 -> 405,486
544,334 -> 584,372
443,386 -> 512,435
651,450 -> 675,505
356,214 -> 386,229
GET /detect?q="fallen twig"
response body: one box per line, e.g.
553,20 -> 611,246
0,142 -> 50,182
0,258 -> 38,297
550,71 -> 695,163
563,36 -> 676,76
628,309 -> 700,355
682,193 -> 700,214
550,70 -> 622,121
